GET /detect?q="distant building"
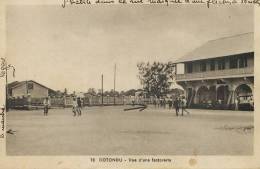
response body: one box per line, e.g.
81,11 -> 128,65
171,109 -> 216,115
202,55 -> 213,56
8,80 -> 55,99
174,32 -> 254,110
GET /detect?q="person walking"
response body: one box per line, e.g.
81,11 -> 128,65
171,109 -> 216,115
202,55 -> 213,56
173,97 -> 180,116
72,97 -> 78,116
43,97 -> 51,116
181,96 -> 189,116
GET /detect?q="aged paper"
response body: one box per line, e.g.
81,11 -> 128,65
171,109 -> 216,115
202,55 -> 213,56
0,0 -> 260,168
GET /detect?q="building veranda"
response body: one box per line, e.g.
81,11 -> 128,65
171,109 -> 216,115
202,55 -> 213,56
175,32 -> 254,110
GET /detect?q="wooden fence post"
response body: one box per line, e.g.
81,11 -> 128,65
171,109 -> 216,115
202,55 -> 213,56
27,95 -> 32,110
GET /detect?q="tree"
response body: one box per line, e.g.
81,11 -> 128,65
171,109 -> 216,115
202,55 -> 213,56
103,89 -> 119,96
104,91 -> 110,96
137,61 -> 175,97
97,89 -> 102,95
64,88 -> 68,96
124,89 -> 136,96
124,89 -> 142,96
55,90 -> 63,97
87,88 -> 96,95
120,91 -> 125,96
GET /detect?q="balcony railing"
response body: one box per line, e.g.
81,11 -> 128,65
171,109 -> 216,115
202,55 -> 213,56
176,67 -> 254,81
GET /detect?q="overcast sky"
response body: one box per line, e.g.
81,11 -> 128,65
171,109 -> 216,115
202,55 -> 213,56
6,4 -> 253,93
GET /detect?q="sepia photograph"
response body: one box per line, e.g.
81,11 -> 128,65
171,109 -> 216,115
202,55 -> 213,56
4,4 -> 254,156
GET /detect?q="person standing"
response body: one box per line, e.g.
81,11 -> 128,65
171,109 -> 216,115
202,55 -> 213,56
168,98 -> 172,109
173,97 -> 179,116
159,97 -> 163,108
43,97 -> 51,116
77,97 -> 82,116
156,97 -> 160,108
72,97 -> 78,116
153,97 -> 157,108
235,97 -> 239,111
249,96 -> 254,110
163,98 -> 166,109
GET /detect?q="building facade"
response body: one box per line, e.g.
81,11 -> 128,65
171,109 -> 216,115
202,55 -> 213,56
7,80 -> 57,109
8,80 -> 55,99
175,33 -> 254,110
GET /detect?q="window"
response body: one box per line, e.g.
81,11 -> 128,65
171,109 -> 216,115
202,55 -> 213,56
229,56 -> 238,69
176,63 -> 185,74
217,58 -> 225,70
186,63 -> 193,73
27,82 -> 34,90
200,61 -> 207,72
238,55 -> 247,68
210,60 -> 215,71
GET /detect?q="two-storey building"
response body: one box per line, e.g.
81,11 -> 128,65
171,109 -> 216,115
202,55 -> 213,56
175,32 -> 254,110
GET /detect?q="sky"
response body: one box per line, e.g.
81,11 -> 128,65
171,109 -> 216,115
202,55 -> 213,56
6,4 -> 253,93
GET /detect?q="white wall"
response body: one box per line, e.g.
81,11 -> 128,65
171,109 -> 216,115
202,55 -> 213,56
12,84 -> 27,98
176,63 -> 185,74
29,82 -> 48,98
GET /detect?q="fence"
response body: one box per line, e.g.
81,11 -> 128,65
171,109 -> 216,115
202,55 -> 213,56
7,97 -> 29,109
8,95 -> 153,110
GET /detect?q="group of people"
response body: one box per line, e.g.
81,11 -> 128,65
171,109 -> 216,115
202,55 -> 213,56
234,95 -> 254,110
43,95 -> 190,116
43,97 -> 84,116
153,98 -> 170,109
153,96 -> 190,116
173,96 -> 190,116
72,97 -> 83,116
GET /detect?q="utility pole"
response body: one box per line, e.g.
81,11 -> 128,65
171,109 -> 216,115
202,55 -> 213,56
101,74 -> 104,106
5,66 -> 8,112
113,64 -> 116,105
0,58 -> 15,112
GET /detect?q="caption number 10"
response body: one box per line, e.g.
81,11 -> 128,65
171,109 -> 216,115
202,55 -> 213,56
90,157 -> 96,162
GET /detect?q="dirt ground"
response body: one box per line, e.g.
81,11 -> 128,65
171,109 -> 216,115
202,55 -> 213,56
6,106 -> 253,155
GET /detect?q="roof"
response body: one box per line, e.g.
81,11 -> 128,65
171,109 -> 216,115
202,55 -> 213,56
9,80 -> 55,92
7,81 -> 20,89
169,82 -> 184,91
174,32 -> 254,63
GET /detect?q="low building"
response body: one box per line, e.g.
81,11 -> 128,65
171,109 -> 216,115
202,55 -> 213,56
8,80 -> 55,99
7,80 -> 56,109
174,32 -> 254,110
